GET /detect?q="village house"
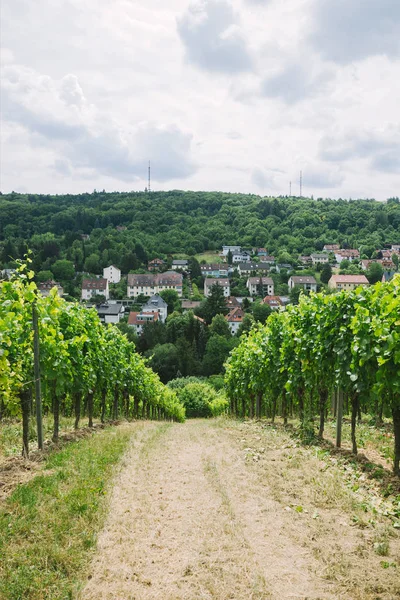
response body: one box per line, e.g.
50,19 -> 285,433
204,278 -> 230,297
246,277 -> 274,297
256,248 -> 268,257
171,259 -> 189,272
222,245 -> 241,256
275,263 -> 293,273
141,295 -> 168,323
232,251 -> 252,263
323,244 -> 340,252
288,276 -> 317,292
328,274 -> 369,291
200,263 -> 229,278
299,256 -> 312,265
127,271 -> 183,298
181,300 -> 202,312
0,268 -> 16,280
237,262 -> 271,277
334,249 -> 360,264
81,278 -> 109,301
103,265 -> 121,284
361,259 -> 396,271
225,307 -> 244,335
38,280 -> 64,297
262,295 -> 284,310
311,253 -> 329,265
128,311 -> 159,334
96,303 -> 125,324
148,258 -> 165,272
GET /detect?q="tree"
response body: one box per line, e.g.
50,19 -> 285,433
203,284 -> 228,324
209,314 -> 231,338
160,289 -> 180,314
51,259 -> 75,281
289,286 -> 303,305
392,254 -> 399,270
237,314 -> 254,336
252,302 -> 272,324
189,256 -> 202,280
146,343 -> 179,383
366,262 -> 384,284
320,263 -> 332,284
202,335 -> 236,376
36,270 -> 54,282
84,253 -> 102,274
227,250 -> 233,265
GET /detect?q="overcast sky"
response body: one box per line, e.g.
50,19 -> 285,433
1,0 -> 399,200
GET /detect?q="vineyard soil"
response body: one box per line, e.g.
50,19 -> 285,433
80,419 -> 400,600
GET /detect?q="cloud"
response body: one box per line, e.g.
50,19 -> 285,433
309,0 -> 400,63
302,165 -> 344,189
261,61 -> 335,104
251,168 -> 276,189
177,0 -> 252,73
0,64 -> 197,182
319,128 -> 400,173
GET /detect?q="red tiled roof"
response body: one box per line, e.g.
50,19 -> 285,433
82,278 -> 108,290
128,311 -> 159,325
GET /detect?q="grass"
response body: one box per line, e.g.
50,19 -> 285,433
0,425 -> 133,600
0,415 -> 101,459
194,251 -> 225,264
324,417 -> 394,463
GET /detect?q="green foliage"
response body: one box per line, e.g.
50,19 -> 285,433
209,314 -> 231,338
366,262 -> 384,284
224,275 -> 400,473
169,380 -> 227,418
320,263 -> 332,284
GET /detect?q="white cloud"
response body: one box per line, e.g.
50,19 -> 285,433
309,0 -> 400,63
177,0 -> 252,73
0,0 -> 399,200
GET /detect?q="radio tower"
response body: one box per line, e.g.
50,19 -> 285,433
148,160 -> 151,193
289,181 -> 292,196
299,170 -> 303,197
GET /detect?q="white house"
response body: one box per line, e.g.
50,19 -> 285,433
171,259 -> 189,272
204,278 -> 230,297
81,278 -> 109,301
311,253 -> 329,265
222,245 -> 241,256
128,311 -> 159,334
334,249 -> 360,264
225,307 -> 244,335
141,294 -> 168,323
237,262 -> 271,277
232,251 -> 251,263
246,277 -> 274,297
38,280 -> 64,297
103,265 -> 121,284
96,303 -> 125,324
323,244 -> 340,252
288,276 -> 317,292
127,271 -> 183,298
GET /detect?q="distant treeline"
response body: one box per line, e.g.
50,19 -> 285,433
1,191 -> 400,274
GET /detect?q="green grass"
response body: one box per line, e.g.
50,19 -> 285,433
324,418 -> 394,463
0,425 -> 133,599
0,415 -> 100,458
194,251 -> 225,264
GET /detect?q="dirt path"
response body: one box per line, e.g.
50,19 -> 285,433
80,420 -> 400,600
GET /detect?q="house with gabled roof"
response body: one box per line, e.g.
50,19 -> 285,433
128,311 -> 159,334
148,258 -> 165,272
334,249 -> 360,263
127,271 -> 183,298
246,277 -> 274,297
96,303 -> 124,324
328,275 -> 369,291
237,262 -> 271,277
81,278 -> 109,300
225,307 -> 244,335
103,265 -> 121,284
38,280 -> 64,297
204,278 -> 230,297
141,294 -> 168,323
288,276 -> 317,292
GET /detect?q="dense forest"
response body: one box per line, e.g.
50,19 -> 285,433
1,192 -> 400,276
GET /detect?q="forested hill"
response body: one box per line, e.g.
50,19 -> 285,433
1,191 -> 400,262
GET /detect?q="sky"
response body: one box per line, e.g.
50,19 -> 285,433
1,0 -> 399,200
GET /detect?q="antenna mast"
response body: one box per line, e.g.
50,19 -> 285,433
299,170 -> 302,197
289,181 -> 292,196
148,160 -> 151,193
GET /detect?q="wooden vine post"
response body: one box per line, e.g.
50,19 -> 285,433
32,300 -> 44,450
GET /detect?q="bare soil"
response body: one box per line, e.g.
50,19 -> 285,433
80,420 -> 400,600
